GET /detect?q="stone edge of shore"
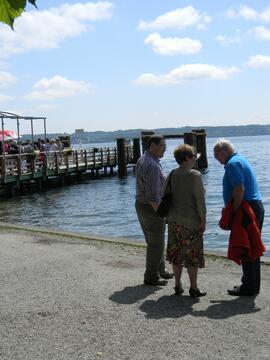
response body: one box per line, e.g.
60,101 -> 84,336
0,221 -> 269,265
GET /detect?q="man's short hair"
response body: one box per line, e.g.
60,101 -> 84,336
213,138 -> 235,153
147,135 -> 164,149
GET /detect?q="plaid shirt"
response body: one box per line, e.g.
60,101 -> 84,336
135,151 -> 166,204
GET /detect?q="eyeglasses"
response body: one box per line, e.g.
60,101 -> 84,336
158,142 -> 166,149
214,147 -> 224,157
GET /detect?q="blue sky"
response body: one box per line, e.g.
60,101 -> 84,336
0,0 -> 270,134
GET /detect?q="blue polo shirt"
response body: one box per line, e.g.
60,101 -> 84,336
223,153 -> 261,205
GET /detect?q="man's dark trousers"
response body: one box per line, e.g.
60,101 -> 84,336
240,200 -> 265,294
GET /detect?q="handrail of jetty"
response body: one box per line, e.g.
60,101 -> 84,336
0,145 -> 136,185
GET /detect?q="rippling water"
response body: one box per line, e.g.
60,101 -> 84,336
0,135 -> 269,254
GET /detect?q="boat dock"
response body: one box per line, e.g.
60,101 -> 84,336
0,111 -> 208,196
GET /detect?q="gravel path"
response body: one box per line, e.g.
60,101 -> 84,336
0,228 -> 269,360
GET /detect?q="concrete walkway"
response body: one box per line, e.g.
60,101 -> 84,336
0,227 -> 269,360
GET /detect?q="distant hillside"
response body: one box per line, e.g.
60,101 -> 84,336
22,124 -> 270,144
70,124 -> 270,144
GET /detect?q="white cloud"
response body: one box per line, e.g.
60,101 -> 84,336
133,64 -> 240,86
35,104 -> 61,111
23,76 -> 95,101
0,94 -> 15,102
239,5 -> 258,20
226,9 -> 238,19
215,34 -> 241,46
144,33 -> 202,56
226,5 -> 270,22
246,55 -> 270,68
0,71 -> 17,86
251,26 -> 270,40
0,2 -> 113,58
138,6 -> 211,31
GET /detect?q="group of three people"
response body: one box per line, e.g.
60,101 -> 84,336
135,135 -> 264,297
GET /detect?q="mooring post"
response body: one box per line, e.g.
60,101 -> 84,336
183,132 -> 197,148
141,131 -> 154,153
132,138 -> 141,163
117,138 -> 127,178
192,129 -> 208,170
184,132 -> 198,169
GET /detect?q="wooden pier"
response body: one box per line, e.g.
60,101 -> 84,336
0,111 -> 209,196
0,144 -> 138,196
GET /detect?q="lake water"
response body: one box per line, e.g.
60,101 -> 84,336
0,135 -> 269,255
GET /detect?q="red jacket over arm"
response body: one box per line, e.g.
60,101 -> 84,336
219,201 -> 266,265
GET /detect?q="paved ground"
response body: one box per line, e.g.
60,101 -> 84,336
0,227 -> 270,360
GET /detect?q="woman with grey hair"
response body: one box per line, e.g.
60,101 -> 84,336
165,144 -> 206,297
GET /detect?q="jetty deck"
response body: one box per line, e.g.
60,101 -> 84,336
0,143 -> 136,195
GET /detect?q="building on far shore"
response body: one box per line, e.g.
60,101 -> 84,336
75,129 -> 84,134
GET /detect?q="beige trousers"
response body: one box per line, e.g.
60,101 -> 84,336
135,201 -> 166,282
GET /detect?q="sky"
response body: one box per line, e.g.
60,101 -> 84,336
0,0 -> 270,134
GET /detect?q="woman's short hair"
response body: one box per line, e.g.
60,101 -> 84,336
213,138 -> 235,153
174,144 -> 195,165
147,135 -> 164,149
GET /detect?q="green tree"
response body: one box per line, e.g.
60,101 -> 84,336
0,0 -> 37,29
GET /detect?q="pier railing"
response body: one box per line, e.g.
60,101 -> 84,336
0,145 -> 135,184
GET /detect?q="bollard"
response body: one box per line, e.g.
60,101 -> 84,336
117,138 -> 127,178
184,132 -> 198,169
132,138 -> 141,163
141,131 -> 154,153
193,130 -> 208,170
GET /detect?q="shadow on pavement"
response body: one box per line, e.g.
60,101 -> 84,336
139,295 -> 199,319
109,284 -> 162,304
192,296 -> 260,319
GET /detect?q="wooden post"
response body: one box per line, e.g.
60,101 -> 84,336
193,129 -> 208,170
184,132 -> 198,169
6,183 -> 16,197
117,138 -> 127,178
43,153 -> 48,176
132,138 -> 141,163
1,156 -> 6,183
100,148 -> 104,167
75,151 -> 79,172
55,152 -> 60,175
65,152 -> 69,175
84,150 -> 88,170
141,130 -> 154,153
30,156 -> 36,178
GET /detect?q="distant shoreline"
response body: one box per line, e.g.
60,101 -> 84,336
22,124 -> 270,144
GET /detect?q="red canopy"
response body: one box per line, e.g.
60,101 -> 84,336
0,130 -> 18,141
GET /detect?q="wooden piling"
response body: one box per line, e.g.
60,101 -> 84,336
184,132 -> 198,169
183,132 -> 197,148
117,138 -> 127,178
132,138 -> 141,163
193,129 -> 208,170
141,131 -> 154,153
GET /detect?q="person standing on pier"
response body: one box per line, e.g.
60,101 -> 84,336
214,139 -> 265,296
135,134 -> 173,286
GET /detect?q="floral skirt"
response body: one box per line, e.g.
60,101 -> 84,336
166,222 -> 205,268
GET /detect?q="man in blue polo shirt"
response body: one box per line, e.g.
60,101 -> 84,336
214,139 -> 265,296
